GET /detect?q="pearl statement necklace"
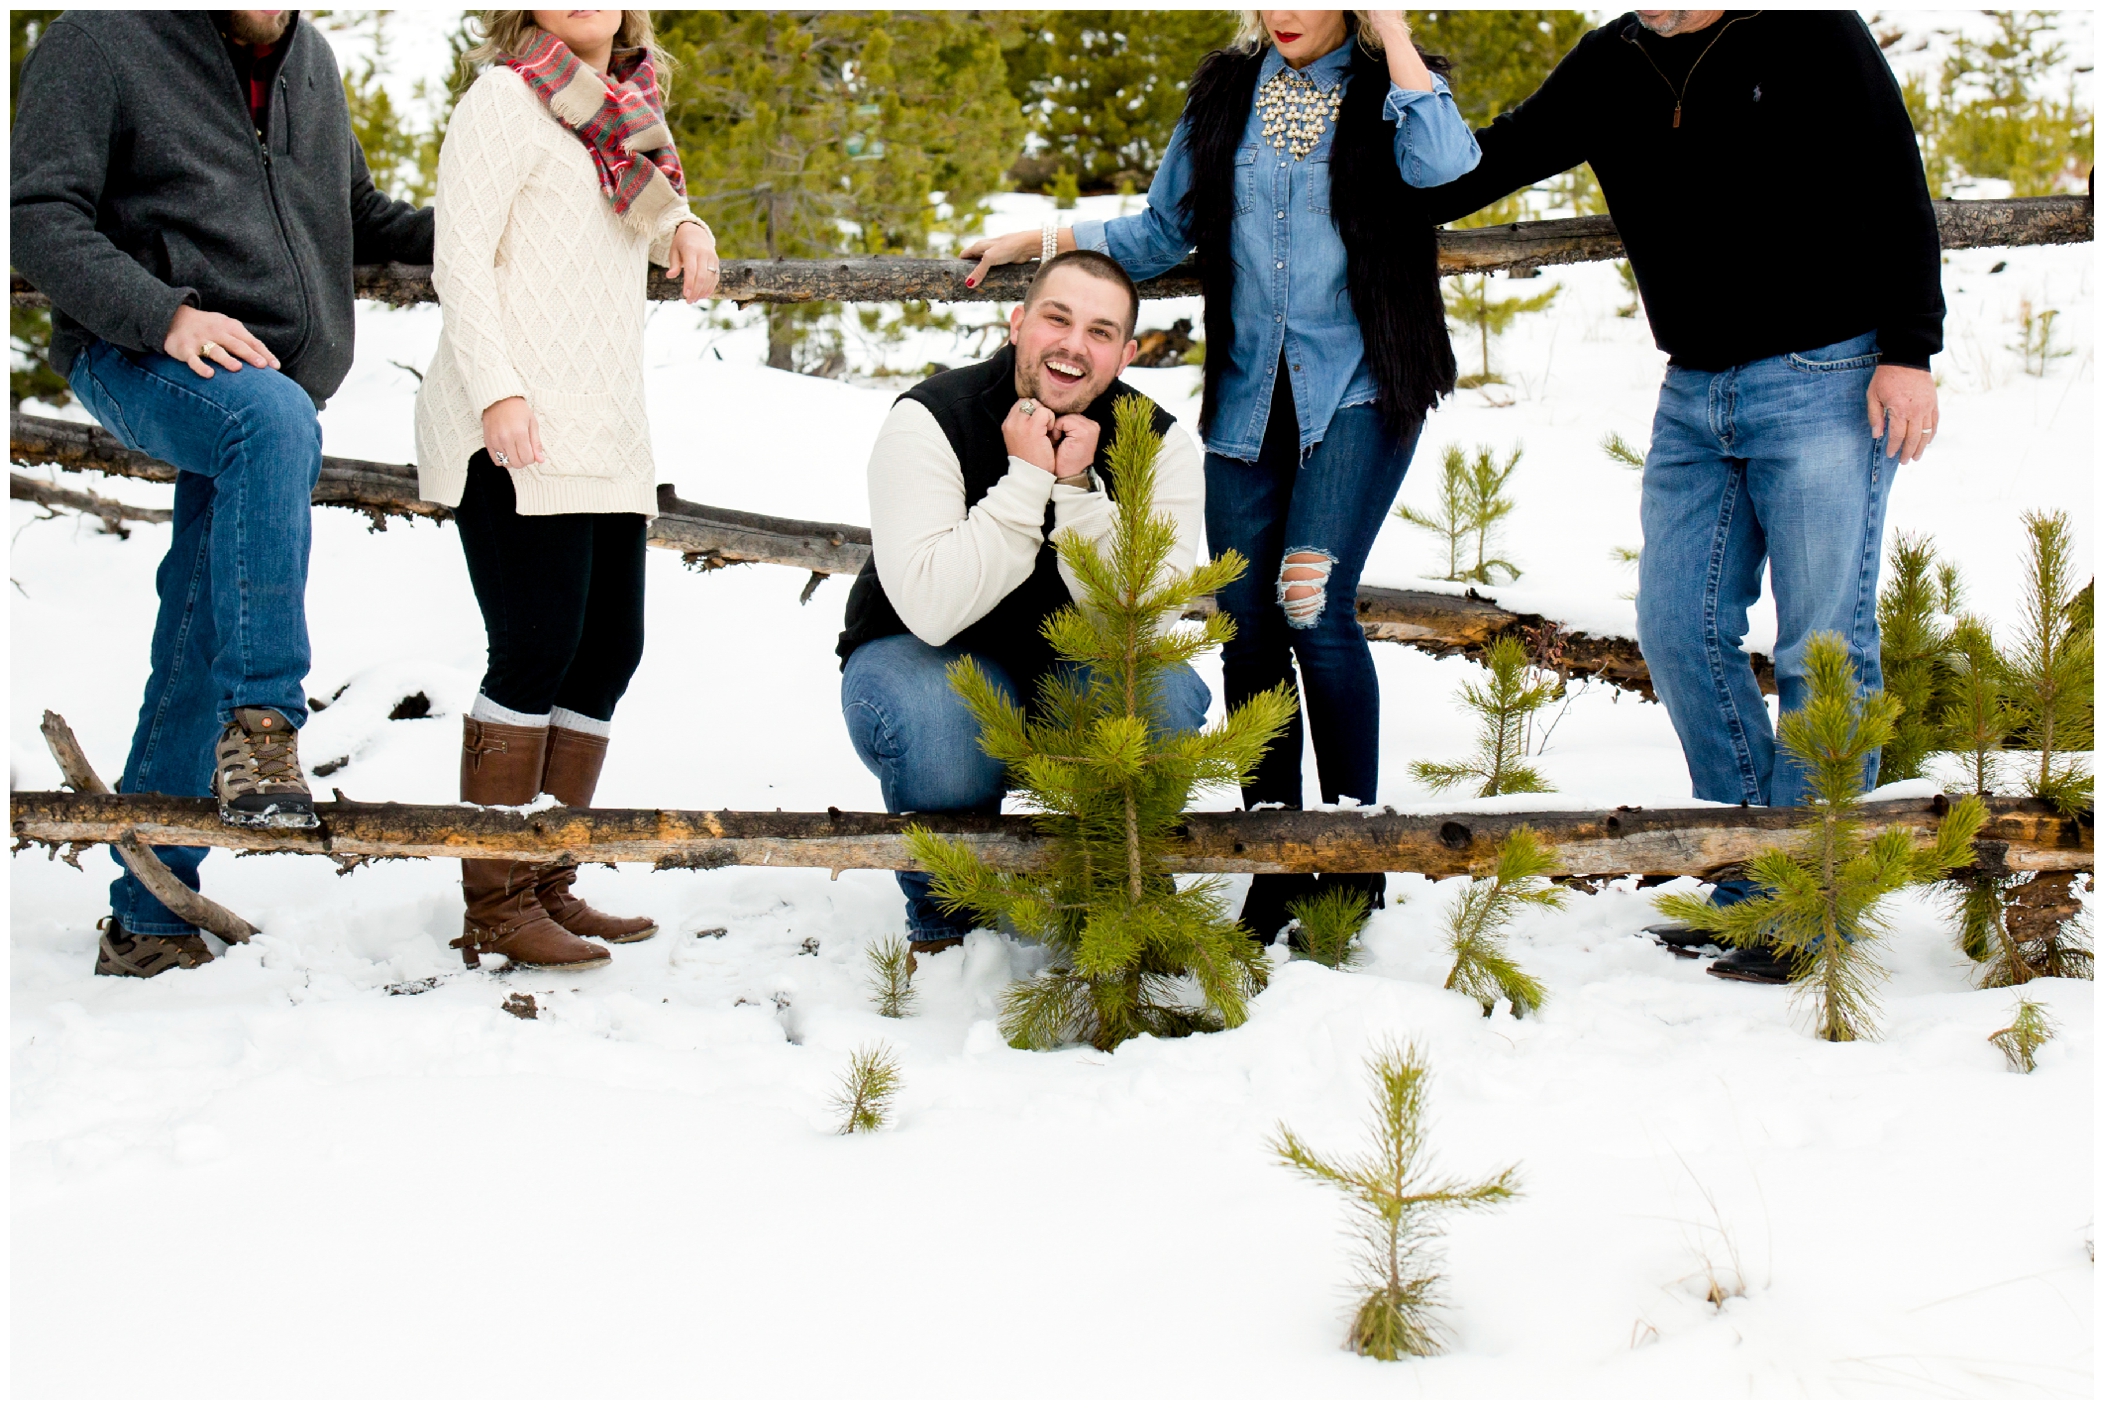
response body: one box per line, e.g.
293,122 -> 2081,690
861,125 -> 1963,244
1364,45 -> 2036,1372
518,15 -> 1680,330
1255,70 -> 1343,161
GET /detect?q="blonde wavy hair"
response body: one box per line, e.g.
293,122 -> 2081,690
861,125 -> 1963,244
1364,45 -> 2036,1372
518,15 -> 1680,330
1233,11 -> 1386,53
463,10 -> 672,76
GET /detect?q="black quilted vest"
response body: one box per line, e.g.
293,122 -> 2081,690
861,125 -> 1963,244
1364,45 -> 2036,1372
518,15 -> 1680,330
1180,42 -> 1456,438
836,346 -> 1178,699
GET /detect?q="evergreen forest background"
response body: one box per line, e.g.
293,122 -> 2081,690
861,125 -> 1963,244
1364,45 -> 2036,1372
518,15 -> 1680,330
10,9 -> 2097,392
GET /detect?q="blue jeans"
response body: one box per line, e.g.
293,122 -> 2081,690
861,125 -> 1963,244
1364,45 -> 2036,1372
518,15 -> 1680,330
67,340 -> 323,935
842,633 -> 1212,942
1637,332 -> 1897,902
1205,401 -> 1421,808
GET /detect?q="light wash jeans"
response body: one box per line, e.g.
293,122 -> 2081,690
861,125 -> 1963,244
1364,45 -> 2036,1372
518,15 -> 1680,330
67,339 -> 323,934
841,633 -> 1211,942
1636,332 -> 1897,904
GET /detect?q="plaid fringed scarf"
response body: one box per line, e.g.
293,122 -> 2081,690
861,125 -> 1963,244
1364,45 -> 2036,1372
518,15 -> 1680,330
504,31 -> 686,230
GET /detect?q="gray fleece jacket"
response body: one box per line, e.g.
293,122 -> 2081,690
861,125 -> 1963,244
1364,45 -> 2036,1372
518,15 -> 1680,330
9,10 -> 433,408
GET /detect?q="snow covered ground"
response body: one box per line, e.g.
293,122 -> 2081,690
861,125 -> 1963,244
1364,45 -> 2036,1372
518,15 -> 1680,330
11,185 -> 2094,1402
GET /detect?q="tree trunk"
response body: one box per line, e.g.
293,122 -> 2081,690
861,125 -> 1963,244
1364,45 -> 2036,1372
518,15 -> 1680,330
11,789 -> 2087,880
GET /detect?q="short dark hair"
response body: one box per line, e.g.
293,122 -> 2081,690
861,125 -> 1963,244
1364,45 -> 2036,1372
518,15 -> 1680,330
1023,249 -> 1141,340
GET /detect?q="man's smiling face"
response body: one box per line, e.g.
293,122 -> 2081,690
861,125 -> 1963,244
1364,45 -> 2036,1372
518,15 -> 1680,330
1008,266 -> 1139,414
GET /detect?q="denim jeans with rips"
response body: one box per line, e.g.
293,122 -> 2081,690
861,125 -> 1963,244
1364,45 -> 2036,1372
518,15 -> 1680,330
841,632 -> 1212,943
67,339 -> 323,935
1636,332 -> 1898,903
1205,399 -> 1421,810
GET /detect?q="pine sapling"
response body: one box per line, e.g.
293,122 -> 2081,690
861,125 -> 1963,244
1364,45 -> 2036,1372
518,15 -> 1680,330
1443,273 -> 1559,387
1460,443 -> 1523,584
1271,1040 -> 1520,1360
1989,998 -> 2055,1073
1600,430 -> 1646,468
1441,826 -> 1557,1017
1939,614 -> 2024,798
832,1043 -> 903,1133
905,394 -> 1296,1051
1392,444 -> 1472,582
2003,510 -> 2093,816
866,935 -> 917,1018
1877,532 -> 1960,784
1656,635 -> 1986,1041
1288,887 -> 1373,970
1412,635 -> 1557,798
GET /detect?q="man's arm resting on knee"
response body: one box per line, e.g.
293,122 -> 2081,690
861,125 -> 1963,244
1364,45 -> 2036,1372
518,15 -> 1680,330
868,399 -> 1059,646
8,22 -> 195,357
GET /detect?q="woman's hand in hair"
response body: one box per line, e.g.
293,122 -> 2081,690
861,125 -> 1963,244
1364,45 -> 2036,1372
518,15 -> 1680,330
1365,11 -> 1435,91
482,397 -> 544,470
666,221 -> 720,304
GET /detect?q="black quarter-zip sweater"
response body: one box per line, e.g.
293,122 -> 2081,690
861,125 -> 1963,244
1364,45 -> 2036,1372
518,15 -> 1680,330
1424,10 -> 1943,371
10,11 -> 433,408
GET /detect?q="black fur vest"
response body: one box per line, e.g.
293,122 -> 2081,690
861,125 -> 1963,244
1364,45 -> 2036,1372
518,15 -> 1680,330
1178,43 -> 1456,438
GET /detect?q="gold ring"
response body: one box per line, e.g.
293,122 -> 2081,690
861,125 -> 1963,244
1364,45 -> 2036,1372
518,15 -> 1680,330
200,341 -> 224,360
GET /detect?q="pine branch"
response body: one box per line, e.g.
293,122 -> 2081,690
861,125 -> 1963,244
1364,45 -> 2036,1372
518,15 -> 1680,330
1442,827 -> 1558,1017
832,1044 -> 903,1133
1988,998 -> 2055,1074
1289,887 -> 1373,969
866,935 -> 917,1018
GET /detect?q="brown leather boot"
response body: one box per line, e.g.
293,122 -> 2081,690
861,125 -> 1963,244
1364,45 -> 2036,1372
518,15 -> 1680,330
455,718 -> 611,971
534,724 -> 658,943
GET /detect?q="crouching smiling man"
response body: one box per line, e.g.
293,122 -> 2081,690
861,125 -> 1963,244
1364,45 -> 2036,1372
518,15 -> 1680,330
837,251 -> 1211,953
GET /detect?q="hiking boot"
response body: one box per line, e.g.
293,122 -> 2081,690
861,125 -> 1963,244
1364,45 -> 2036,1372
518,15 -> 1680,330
95,916 -> 214,977
456,718 -> 611,972
214,706 -> 318,828
1644,919 -> 1728,959
1707,945 -> 1795,985
533,725 -> 656,944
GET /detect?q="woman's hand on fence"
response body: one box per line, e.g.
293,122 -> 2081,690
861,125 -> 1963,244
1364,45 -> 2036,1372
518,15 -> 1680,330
959,229 -> 1047,290
481,397 -> 544,469
164,306 -> 278,378
666,221 -> 720,303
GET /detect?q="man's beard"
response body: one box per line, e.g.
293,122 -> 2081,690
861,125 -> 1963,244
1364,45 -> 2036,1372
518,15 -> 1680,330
1014,350 -> 1108,414
228,10 -> 295,46
1637,11 -> 1699,36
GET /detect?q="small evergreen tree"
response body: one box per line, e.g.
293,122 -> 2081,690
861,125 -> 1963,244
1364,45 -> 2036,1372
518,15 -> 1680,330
1939,614 -> 2023,798
1877,533 -> 1962,785
1288,887 -> 1372,970
1412,636 -> 1556,798
2003,510 -> 2093,816
1393,444 -> 1473,582
1441,828 -> 1556,1017
1656,635 -> 1986,1042
832,1043 -> 903,1133
1444,275 -> 1559,387
1271,1040 -> 1521,1360
866,936 -> 917,1019
905,396 -> 1297,1051
1989,998 -> 2055,1073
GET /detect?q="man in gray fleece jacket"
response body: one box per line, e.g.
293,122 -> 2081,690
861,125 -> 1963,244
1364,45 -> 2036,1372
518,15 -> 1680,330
11,9 -> 432,977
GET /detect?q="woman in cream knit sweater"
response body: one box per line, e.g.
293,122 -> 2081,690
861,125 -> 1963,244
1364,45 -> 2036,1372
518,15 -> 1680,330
416,8 -> 714,972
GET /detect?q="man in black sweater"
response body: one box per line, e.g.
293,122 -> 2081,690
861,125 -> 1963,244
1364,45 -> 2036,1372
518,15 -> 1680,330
1426,10 -> 1945,983
12,10 -> 433,977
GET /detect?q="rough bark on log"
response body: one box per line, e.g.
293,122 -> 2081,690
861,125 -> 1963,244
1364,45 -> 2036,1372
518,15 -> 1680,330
16,410 -> 1700,692
12,197 -> 2087,310
11,790 -> 2088,880
10,471 -> 170,532
35,712 -> 257,945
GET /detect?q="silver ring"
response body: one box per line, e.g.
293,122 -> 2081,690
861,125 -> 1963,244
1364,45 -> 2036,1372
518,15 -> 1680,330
1016,398 -> 1039,417
1923,426 -> 1937,435
491,450 -> 510,466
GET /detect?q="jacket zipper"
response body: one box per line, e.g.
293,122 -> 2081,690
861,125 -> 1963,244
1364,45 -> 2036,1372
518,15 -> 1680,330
1627,11 -> 1759,128
224,28 -> 314,365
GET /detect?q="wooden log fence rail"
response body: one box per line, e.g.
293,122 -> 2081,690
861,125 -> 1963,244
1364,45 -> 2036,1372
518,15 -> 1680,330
12,787 -> 2090,880
10,197 -> 2091,310
13,409 -> 1676,694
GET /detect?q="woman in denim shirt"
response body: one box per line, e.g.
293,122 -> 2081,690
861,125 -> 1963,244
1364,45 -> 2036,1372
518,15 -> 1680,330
962,10 -> 1479,940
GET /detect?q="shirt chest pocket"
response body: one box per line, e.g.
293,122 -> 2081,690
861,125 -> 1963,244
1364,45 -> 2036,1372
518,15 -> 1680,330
1233,144 -> 1258,216
1303,156 -> 1332,216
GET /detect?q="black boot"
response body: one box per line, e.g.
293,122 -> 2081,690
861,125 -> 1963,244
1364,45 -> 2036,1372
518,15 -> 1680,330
1240,874 -> 1324,947
1643,918 -> 1729,959
1707,945 -> 1794,984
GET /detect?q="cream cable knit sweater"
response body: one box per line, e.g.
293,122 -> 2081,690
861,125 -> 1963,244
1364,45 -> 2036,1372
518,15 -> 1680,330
414,66 -> 699,516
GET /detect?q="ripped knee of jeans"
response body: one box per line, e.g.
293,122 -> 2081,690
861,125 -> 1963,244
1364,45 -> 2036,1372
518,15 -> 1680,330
1277,549 -> 1334,629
